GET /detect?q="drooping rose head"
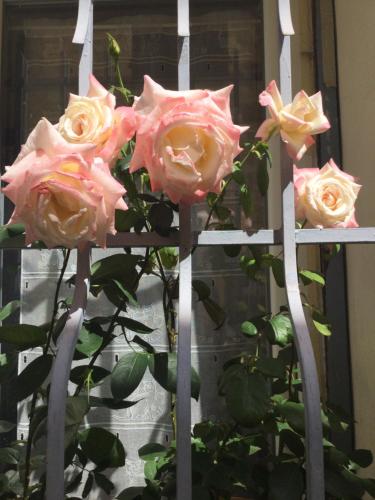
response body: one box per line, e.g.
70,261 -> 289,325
16,75 -> 136,166
129,75 -> 248,204
256,80 -> 330,161
294,160 -> 361,228
1,152 -> 127,248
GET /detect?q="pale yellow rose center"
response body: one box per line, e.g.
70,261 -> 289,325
36,161 -> 94,240
58,98 -> 113,146
161,124 -> 221,188
321,185 -> 342,210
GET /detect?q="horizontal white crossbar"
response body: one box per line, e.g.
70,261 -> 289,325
3,227 -> 375,250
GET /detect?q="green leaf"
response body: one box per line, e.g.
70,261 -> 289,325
268,463 -> 304,500
70,365 -> 110,386
115,208 -> 144,232
271,258 -> 285,287
94,472 -> 114,495
116,487 -> 144,499
75,327 -> 103,358
223,245 -> 242,258
82,473 -> 94,498
148,203 -> 174,236
363,478 -> 375,497
0,223 -> 25,246
299,269 -> 325,286
257,162 -> 269,196
65,396 -> 90,447
313,319 -> 331,337
241,321 -> 258,337
144,460 -> 157,481
131,335 -> 155,353
138,443 -> 167,461
240,184 -> 252,217
112,279 -> 139,307
280,429 -> 305,457
65,471 -> 83,494
214,205 -> 231,221
0,420 -> 16,434
221,365 -> 269,426
325,467 -> 365,498
277,401 -> 305,435
14,354 -> 53,401
88,397 -> 139,410
91,253 -> 140,285
0,353 -> 15,383
0,447 -> 19,465
192,280 -> 211,301
158,247 -> 178,269
0,301 -> 20,321
0,324 -> 46,349
80,427 -> 126,468
256,357 -> 286,379
111,352 -> 148,399
202,298 -> 226,329
148,352 -> 200,401
265,315 -> 293,347
350,449 -> 373,468
116,316 -> 155,334
52,311 -> 69,342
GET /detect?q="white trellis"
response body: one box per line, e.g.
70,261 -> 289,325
2,1 -> 375,500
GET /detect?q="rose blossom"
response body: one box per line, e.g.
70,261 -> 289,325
256,80 -> 330,161
294,160 -> 361,228
1,152 -> 127,248
129,75 -> 248,204
16,75 -> 136,166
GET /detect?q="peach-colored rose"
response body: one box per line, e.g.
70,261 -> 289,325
16,75 -> 136,166
129,75 -> 247,204
1,152 -> 127,248
256,80 -> 330,161
294,160 -> 361,228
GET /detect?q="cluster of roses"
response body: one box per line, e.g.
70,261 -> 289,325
257,80 -> 361,228
1,75 -> 360,249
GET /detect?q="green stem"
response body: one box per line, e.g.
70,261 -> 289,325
23,249 -> 71,500
288,342 -> 296,400
44,250 -> 71,356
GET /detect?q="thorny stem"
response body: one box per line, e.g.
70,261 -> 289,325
22,249 -> 71,500
201,144 -> 255,234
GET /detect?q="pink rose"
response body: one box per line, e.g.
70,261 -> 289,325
1,152 -> 127,248
256,80 -> 330,161
16,75 -> 136,166
294,160 -> 361,228
129,75 -> 247,204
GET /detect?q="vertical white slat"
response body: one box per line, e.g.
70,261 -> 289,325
176,1 -> 192,499
278,2 -> 325,499
45,2 -> 93,499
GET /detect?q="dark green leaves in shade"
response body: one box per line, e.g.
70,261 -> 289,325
111,352 -> 148,399
148,352 -> 200,401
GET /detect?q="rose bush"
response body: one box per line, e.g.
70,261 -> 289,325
16,74 -> 136,166
256,80 -> 330,161
1,152 -> 127,248
130,75 -> 248,204
294,159 -> 361,228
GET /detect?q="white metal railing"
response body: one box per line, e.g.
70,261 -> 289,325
1,1 -> 374,499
